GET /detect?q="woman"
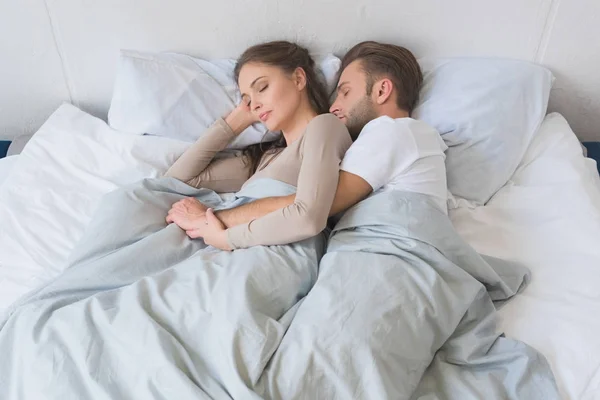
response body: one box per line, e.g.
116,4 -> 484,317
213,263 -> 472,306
165,41 -> 352,250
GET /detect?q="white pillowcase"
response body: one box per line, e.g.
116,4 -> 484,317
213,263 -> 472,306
414,58 -> 554,205
107,50 -> 341,148
0,103 -> 188,312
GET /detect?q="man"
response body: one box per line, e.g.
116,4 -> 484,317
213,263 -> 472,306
166,41 -> 448,248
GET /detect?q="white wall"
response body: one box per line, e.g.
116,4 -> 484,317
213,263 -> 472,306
1,0 -> 599,141
0,0 -> 70,139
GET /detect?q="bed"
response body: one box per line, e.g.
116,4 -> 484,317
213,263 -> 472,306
1,107 -> 598,399
0,51 -> 599,398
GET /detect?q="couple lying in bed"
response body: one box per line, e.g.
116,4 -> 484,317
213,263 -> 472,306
0,39 -> 559,400
155,41 -> 559,399
165,40 -> 448,248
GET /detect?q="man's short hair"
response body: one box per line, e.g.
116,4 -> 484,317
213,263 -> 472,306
340,41 -> 423,115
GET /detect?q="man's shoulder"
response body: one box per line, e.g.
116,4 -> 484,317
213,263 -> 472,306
357,117 -> 414,143
362,116 -> 435,135
358,117 -> 443,150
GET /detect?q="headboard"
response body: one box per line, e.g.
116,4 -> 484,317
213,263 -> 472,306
1,0 -> 598,141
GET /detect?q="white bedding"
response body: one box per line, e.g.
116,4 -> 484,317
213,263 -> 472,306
450,113 -> 600,400
0,155 -> 18,186
0,107 -> 599,399
0,105 -> 188,314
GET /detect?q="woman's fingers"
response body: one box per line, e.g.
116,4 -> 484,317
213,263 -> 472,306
186,229 -> 203,239
166,207 -> 174,223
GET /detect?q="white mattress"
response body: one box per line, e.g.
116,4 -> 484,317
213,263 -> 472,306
450,113 -> 600,400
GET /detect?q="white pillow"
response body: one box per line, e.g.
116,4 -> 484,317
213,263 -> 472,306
414,58 -> 554,205
0,103 -> 188,312
108,50 -> 341,148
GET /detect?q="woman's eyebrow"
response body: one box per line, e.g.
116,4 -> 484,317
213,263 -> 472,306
250,76 -> 267,88
241,76 -> 267,97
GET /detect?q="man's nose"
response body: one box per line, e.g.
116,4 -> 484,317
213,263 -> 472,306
329,102 -> 340,115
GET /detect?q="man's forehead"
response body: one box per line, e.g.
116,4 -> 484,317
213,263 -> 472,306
339,60 -> 365,83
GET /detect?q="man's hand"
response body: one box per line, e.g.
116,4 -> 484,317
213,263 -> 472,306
187,209 -> 232,251
166,197 -> 208,230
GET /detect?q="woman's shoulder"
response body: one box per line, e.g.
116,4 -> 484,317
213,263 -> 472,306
307,113 -> 345,128
304,113 -> 350,142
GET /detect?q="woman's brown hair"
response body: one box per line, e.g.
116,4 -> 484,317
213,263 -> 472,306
234,41 -> 329,175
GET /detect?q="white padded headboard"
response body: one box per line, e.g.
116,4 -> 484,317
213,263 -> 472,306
1,0 -> 598,141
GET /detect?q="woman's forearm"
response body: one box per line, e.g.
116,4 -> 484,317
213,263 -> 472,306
215,195 -> 295,228
164,118 -> 238,183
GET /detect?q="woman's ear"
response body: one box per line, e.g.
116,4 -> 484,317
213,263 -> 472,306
294,67 -> 308,91
373,78 -> 394,105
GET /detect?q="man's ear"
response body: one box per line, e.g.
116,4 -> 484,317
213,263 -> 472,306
372,78 -> 394,105
294,67 -> 308,91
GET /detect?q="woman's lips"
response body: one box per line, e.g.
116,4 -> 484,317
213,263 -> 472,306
259,111 -> 271,122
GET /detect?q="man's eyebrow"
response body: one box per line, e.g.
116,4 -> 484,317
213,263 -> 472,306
337,81 -> 349,92
241,76 -> 267,97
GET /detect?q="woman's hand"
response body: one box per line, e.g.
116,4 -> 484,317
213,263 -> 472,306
225,100 -> 259,135
187,209 -> 233,251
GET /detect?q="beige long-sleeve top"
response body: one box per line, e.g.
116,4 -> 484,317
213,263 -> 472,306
164,113 -> 352,249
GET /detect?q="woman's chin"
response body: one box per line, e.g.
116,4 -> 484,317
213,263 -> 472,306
264,120 -> 279,132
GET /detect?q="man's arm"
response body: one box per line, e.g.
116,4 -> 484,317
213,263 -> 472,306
328,170 -> 373,215
215,170 -> 373,228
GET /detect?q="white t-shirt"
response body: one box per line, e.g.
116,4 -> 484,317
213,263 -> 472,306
340,116 -> 448,213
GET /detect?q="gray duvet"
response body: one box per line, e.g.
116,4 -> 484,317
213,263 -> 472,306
0,178 -> 559,399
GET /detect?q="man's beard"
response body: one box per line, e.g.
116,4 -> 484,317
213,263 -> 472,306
345,96 -> 378,140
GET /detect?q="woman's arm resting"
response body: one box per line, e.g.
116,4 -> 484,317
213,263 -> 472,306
164,118 -> 239,184
164,103 -> 257,189
215,195 -> 295,227
215,170 -> 372,227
